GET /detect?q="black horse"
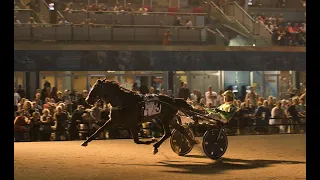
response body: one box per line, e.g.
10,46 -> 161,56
81,79 -> 199,154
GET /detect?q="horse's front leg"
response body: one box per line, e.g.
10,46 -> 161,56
130,126 -> 157,145
81,119 -> 113,147
152,121 -> 172,155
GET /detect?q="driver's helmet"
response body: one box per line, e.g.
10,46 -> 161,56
222,90 -> 235,99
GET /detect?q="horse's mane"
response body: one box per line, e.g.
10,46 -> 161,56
101,79 -> 138,96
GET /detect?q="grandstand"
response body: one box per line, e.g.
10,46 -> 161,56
14,0 -> 306,46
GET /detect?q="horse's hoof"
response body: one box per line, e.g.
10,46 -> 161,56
153,148 -> 159,155
81,142 -> 88,147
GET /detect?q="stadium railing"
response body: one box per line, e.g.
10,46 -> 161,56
14,23 -> 209,45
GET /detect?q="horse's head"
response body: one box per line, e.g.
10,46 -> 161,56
86,79 -> 105,105
86,79 -> 121,106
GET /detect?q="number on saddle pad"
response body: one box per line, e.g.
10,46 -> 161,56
143,96 -> 162,117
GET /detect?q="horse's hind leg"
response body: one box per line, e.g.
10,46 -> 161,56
153,121 -> 171,155
130,127 -> 157,145
81,120 -> 113,147
172,123 -> 198,145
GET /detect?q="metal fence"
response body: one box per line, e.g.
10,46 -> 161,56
15,117 -> 306,142
62,10 -> 206,25
14,24 -> 209,44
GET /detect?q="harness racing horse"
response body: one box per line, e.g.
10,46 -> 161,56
81,79 -> 199,154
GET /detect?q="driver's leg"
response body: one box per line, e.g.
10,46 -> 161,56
208,113 -> 228,124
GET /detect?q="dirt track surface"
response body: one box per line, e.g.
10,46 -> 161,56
14,134 -> 306,180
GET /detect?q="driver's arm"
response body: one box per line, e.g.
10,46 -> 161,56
215,106 -> 236,120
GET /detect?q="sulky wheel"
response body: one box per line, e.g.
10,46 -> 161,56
170,126 -> 195,156
202,128 -> 228,160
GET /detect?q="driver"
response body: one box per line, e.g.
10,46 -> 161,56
204,90 -> 237,124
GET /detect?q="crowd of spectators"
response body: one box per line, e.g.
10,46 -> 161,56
14,79 -> 306,142
251,13 -> 306,46
178,81 -> 306,134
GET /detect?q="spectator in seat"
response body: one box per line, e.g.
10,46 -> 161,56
17,85 -> 25,98
40,109 -> 53,141
199,98 -> 206,107
79,3 -> 87,12
77,90 -> 90,109
23,101 -> 34,118
190,89 -> 198,102
178,82 -> 191,101
29,112 -> 41,141
18,98 -> 26,113
58,17 -> 69,25
254,100 -> 271,132
286,98 -> 305,133
28,17 -> 37,27
149,87 -> 155,94
185,18 -> 193,28
34,93 -> 43,108
63,89 -> 71,102
139,84 -> 149,95
56,91 -> 63,103
14,110 -> 31,141
58,103 -> 71,118
113,2 -> 120,11
293,23 -> 301,33
64,3 -> 72,12
258,96 -> 264,104
205,86 -> 218,108
174,17 -> 183,26
296,97 -> 306,115
31,101 -> 40,114
81,18 -> 90,26
43,97 -> 51,112
160,89 -> 166,95
53,106 -> 69,141
217,90 -> 225,106
139,6 -> 148,15
50,87 -> 58,102
132,83 -> 139,92
266,22 -> 274,31
14,88 -> 21,117
281,99 -> 289,112
14,16 -> 21,25
41,86 -> 51,103
69,105 -> 84,140
271,101 -> 286,131
245,86 -> 258,109
125,3 -> 133,12
96,5 -> 104,13
91,101 -> 102,123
